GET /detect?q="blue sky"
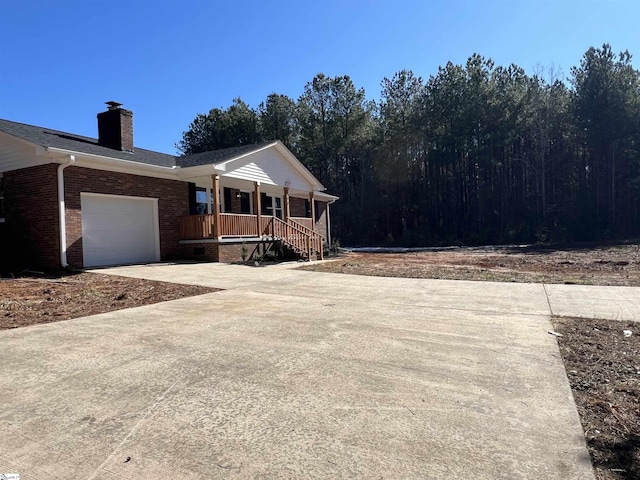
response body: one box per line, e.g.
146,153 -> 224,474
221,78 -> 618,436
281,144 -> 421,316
1,0 -> 637,154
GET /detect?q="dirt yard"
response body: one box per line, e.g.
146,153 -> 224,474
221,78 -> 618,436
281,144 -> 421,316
302,243 -> 640,286
0,272 -> 218,330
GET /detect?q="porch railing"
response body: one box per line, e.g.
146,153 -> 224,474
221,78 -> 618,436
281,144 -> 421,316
179,213 -> 323,260
219,213 -> 259,237
290,216 -> 313,230
267,217 -> 324,260
179,214 -> 215,239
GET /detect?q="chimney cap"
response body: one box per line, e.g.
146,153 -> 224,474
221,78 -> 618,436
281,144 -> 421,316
105,101 -> 123,110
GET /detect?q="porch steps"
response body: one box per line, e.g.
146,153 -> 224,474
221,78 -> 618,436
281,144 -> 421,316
266,217 -> 324,261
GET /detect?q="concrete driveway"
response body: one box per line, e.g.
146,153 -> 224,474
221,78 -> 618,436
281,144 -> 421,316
3,262 -> 637,479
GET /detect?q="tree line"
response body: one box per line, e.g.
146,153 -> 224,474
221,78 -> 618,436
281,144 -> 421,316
177,44 -> 640,246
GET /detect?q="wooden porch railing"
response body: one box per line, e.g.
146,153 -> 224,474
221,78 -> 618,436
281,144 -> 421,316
219,213 -> 259,237
180,213 -> 264,239
180,213 -> 324,260
266,217 -> 324,260
290,216 -> 313,230
179,214 -> 215,239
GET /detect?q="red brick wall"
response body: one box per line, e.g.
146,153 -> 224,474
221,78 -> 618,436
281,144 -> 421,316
315,201 -> 328,244
64,166 -> 189,267
290,197 -> 307,217
3,164 -> 60,270
180,242 -> 219,262
178,241 -> 265,263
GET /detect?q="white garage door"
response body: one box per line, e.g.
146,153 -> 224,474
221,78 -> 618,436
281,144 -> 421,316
81,193 -> 160,267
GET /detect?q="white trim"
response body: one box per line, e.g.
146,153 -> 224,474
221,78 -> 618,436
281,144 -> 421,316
58,155 -> 75,267
80,191 -> 160,203
45,147 -> 179,180
314,191 -> 340,202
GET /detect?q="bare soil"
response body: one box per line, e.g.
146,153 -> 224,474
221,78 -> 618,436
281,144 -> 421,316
303,244 -> 640,480
302,244 -> 640,285
553,316 -> 640,480
0,272 -> 219,330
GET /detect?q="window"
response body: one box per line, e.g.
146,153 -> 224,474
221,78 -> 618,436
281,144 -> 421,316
195,188 -> 208,215
0,173 -> 4,222
261,193 -> 283,219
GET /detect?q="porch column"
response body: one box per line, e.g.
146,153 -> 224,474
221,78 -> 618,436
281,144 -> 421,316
309,191 -> 315,231
254,181 -> 262,236
212,174 -> 221,239
283,186 -> 290,223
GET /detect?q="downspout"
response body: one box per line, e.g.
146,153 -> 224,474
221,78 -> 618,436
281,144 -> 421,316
326,197 -> 337,249
58,155 -> 75,268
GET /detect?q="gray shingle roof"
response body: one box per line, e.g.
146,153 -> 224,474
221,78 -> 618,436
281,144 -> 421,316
0,118 -> 271,169
0,118 -> 178,167
175,143 -> 274,167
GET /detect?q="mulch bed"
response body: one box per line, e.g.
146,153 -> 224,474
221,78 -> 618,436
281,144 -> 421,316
0,272 -> 219,330
552,317 -> 640,480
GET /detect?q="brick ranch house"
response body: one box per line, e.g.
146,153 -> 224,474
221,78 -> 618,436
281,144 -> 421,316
0,102 -> 338,270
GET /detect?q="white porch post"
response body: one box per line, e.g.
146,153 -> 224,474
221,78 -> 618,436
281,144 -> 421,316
309,191 -> 315,231
254,181 -> 262,235
283,186 -> 290,223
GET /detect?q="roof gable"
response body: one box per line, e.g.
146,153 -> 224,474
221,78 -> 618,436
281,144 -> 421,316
220,150 -> 310,191
213,142 -> 324,191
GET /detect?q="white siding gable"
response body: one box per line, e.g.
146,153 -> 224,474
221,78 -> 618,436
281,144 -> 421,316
0,134 -> 48,172
221,148 -> 313,191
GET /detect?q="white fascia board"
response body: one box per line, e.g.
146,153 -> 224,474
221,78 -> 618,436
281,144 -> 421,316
44,147 -> 180,180
175,163 -> 220,179
272,141 -> 326,191
314,191 -> 340,202
212,142 -> 277,172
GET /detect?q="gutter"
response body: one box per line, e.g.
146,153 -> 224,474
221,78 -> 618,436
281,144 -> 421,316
58,155 -> 75,268
45,147 -> 178,175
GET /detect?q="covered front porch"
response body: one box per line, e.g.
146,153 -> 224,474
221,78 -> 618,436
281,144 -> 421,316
179,175 -> 327,261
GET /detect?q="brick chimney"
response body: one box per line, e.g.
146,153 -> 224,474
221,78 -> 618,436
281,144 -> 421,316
97,101 -> 134,152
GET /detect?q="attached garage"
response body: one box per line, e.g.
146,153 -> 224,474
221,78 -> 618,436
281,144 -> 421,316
81,193 -> 160,267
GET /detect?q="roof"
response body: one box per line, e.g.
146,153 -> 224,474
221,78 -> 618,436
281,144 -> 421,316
175,143 -> 274,167
0,118 -> 177,168
0,118 -> 281,170
0,118 -> 331,194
